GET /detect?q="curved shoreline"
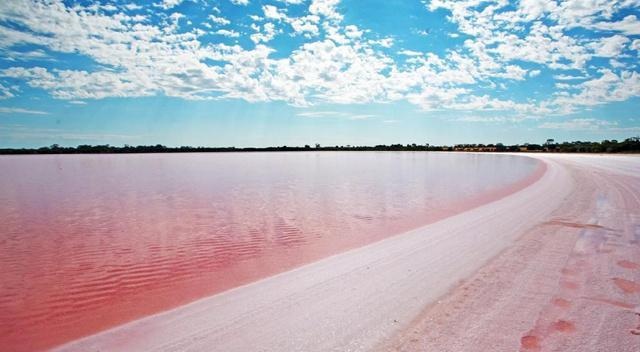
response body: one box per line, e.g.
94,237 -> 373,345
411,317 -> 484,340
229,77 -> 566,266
2,153 -> 541,351
386,154 -> 640,352
55,154 -> 567,351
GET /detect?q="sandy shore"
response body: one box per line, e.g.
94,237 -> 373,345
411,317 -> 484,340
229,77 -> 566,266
387,154 -> 640,352
55,154 -> 639,352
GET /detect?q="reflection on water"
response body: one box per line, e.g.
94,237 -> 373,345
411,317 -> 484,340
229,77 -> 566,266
0,152 -> 539,350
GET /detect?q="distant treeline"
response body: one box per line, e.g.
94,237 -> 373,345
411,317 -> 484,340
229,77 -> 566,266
452,137 -> 640,153
1,137 -> 639,155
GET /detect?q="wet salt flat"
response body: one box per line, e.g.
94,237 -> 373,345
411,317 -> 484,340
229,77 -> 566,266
0,152 -> 540,350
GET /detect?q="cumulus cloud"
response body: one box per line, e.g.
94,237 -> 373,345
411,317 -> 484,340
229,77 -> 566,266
289,15 -> 320,36
428,0 -> 637,71
157,0 -> 184,10
209,15 -> 231,26
399,50 -> 422,57
215,29 -> 240,37
2,67 -> 158,100
250,23 -> 277,43
587,15 -> 640,36
309,0 -> 342,21
263,5 -> 286,21
553,70 -> 640,112
0,0 -> 637,118
591,35 -> 629,57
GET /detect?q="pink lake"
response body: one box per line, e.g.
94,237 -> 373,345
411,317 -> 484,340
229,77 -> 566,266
0,152 -> 542,350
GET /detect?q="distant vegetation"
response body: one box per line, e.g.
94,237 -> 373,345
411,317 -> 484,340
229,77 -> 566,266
451,137 -> 640,153
1,137 -> 639,154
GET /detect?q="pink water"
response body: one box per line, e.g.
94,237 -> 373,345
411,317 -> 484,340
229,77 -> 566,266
0,152 -> 542,350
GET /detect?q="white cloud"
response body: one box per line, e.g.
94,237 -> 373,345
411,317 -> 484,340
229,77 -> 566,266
399,50 -> 422,57
230,0 -> 249,6
263,5 -> 286,21
297,111 -> 341,117
289,15 -> 320,36
555,82 -> 572,89
369,37 -> 394,48
489,22 -> 590,70
296,111 -> 375,120
539,118 -> 617,131
591,35 -> 629,57
209,15 -> 230,26
1,67 -> 157,100
609,59 -> 626,69
0,106 -> 49,115
554,74 -> 589,81
587,15 -> 640,36
518,0 -> 557,21
406,86 -> 471,111
309,0 -> 342,21
124,4 -> 144,11
215,29 -> 240,37
0,0 -> 637,118
277,39 -> 392,105
427,0 -> 638,75
158,0 -> 184,10
260,5 -> 321,38
0,82 -> 15,99
553,70 -> 640,111
447,95 -> 550,115
0,48 -> 53,61
455,115 -> 525,123
497,65 -> 528,80
250,23 -> 277,43
347,114 -> 374,120
344,25 -> 363,39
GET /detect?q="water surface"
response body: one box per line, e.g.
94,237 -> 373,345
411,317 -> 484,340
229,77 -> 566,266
0,152 -> 541,350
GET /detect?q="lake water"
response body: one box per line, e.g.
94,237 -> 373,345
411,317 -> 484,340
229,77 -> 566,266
0,152 -> 541,350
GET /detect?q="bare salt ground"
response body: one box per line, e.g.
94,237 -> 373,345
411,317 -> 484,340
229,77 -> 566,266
387,154 -> 640,352
55,154 -> 640,352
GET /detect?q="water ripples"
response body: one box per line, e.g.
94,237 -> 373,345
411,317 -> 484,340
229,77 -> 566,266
0,152 -> 539,350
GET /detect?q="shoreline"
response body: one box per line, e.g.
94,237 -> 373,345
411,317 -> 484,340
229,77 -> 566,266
2,150 -> 640,157
386,154 -> 640,351
55,154 -> 570,351
1,153 -> 542,351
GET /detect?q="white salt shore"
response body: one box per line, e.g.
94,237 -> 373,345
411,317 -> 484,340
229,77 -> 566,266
55,154 -> 640,352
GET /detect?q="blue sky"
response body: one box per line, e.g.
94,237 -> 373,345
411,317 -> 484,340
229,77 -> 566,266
0,0 -> 639,147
